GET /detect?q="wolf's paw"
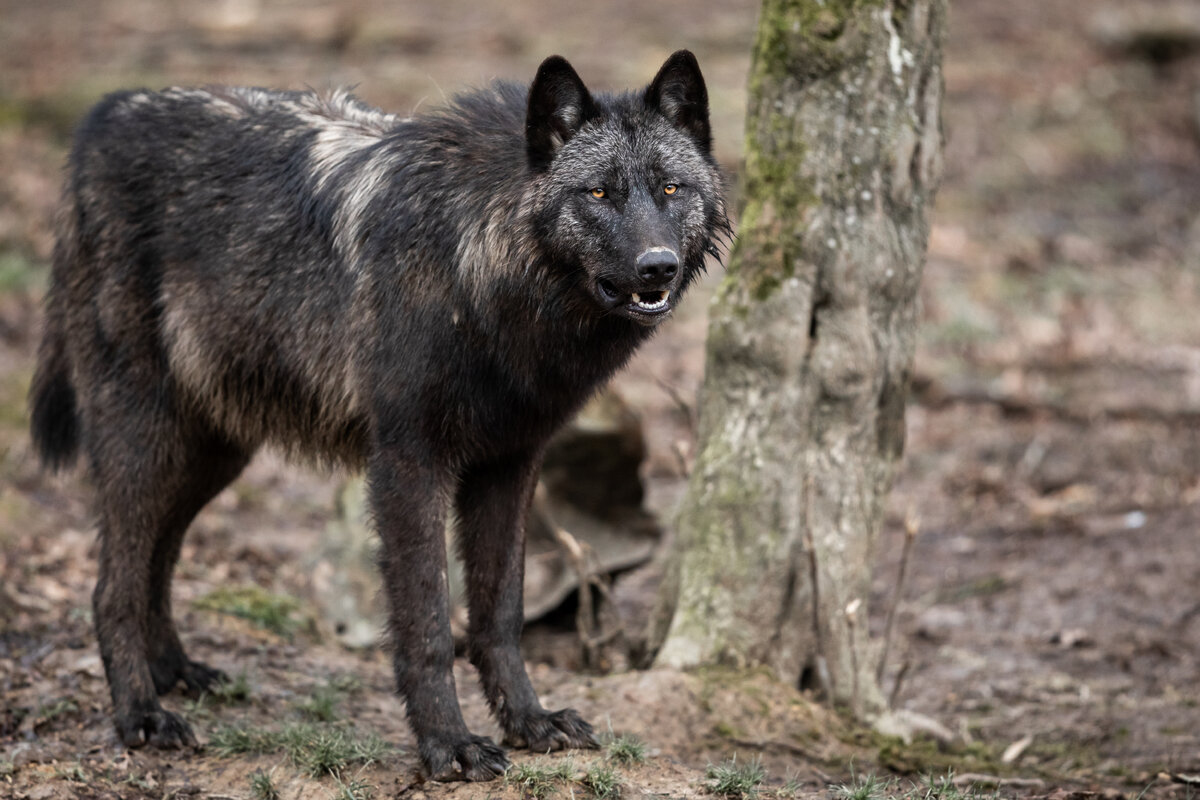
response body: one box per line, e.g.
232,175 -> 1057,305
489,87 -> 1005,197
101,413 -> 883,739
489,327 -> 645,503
503,707 -> 598,752
421,733 -> 510,782
180,659 -> 229,696
116,708 -> 198,749
150,650 -> 228,696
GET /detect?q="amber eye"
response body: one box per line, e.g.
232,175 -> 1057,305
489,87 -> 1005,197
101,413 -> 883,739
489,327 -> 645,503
663,184 -> 678,195
590,187 -> 606,199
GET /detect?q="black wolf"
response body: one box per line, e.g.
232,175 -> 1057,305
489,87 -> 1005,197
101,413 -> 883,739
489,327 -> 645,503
29,51 -> 728,780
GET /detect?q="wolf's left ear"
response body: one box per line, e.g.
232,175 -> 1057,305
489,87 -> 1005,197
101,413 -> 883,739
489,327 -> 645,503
527,56 -> 599,170
645,50 -> 711,155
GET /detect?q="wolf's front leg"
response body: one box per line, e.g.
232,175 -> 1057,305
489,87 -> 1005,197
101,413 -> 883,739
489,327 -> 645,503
369,446 -> 509,781
456,451 -> 598,753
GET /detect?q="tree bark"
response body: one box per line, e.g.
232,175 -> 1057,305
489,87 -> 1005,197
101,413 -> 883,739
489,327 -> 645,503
651,0 -> 946,717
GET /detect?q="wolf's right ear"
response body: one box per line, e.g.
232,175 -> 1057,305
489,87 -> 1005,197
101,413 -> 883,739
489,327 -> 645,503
646,50 -> 711,155
526,56 -> 598,170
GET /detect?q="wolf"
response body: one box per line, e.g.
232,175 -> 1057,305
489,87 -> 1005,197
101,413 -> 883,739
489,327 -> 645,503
29,50 -> 728,781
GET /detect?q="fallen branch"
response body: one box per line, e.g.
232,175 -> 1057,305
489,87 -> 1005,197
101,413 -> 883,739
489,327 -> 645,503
533,484 -> 626,668
914,377 -> 1200,426
951,773 -> 1046,790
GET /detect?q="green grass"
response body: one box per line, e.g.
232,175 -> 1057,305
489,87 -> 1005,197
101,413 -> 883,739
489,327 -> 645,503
294,675 -> 360,722
506,758 -> 577,799
296,686 -> 340,722
293,726 -> 387,777
834,772 -> 897,800
53,762 -> 88,783
194,585 -> 304,637
211,721 -> 391,777
705,756 -> 766,799
776,774 -> 803,799
603,732 -> 648,765
37,698 -> 79,723
209,723 -> 281,756
207,671 -> 253,703
332,773 -> 376,800
249,769 -> 279,800
828,771 -> 996,800
581,761 -> 622,799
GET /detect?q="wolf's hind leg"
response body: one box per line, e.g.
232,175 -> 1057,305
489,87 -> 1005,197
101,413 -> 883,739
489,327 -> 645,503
146,438 -> 251,696
456,452 -> 599,753
88,383 -> 248,748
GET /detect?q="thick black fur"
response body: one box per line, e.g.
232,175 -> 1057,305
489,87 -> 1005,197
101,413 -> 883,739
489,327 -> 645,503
29,51 -> 728,781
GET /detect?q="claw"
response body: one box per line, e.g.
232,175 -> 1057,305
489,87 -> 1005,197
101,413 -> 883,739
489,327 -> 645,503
422,733 -> 510,782
504,707 -> 597,752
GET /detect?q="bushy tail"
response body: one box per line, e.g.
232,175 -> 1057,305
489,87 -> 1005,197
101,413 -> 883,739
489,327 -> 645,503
29,218 -> 80,471
30,320 -> 79,470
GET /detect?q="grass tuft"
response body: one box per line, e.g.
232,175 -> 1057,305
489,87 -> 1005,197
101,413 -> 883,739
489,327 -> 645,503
53,762 -> 88,783
37,698 -> 79,722
826,771 -> 994,800
603,732 -> 648,766
775,772 -> 803,799
294,675 -> 360,722
833,772 -> 896,800
209,723 -> 281,756
194,585 -> 304,637
210,671 -> 253,703
296,686 -> 340,722
211,721 -> 391,776
581,761 -> 622,799
249,769 -> 280,800
280,723 -> 390,777
506,758 -> 577,799
333,773 -> 376,800
706,755 -> 766,799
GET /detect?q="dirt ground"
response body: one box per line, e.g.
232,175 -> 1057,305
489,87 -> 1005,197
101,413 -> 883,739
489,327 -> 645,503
2,0 -> 1200,798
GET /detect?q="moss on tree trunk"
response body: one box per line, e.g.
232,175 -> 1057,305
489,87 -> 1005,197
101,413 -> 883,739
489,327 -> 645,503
651,0 -> 946,717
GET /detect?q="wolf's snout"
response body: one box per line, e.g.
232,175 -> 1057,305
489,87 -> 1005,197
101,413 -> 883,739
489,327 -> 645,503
636,248 -> 679,282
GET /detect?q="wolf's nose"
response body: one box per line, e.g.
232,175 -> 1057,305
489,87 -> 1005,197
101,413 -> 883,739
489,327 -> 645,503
636,249 -> 679,282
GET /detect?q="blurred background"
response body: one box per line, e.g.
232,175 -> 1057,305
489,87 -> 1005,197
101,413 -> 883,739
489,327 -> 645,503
1,0 -> 1199,794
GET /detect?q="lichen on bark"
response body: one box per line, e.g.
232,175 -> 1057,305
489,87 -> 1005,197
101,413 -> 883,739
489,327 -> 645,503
651,0 -> 946,719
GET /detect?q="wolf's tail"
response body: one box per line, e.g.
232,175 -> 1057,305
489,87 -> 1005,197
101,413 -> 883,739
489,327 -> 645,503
29,211 -> 80,471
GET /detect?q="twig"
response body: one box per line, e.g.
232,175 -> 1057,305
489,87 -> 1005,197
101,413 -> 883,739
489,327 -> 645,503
726,736 -> 823,761
533,485 -> 625,668
877,510 -> 919,689
655,377 -> 697,433
670,439 -> 692,478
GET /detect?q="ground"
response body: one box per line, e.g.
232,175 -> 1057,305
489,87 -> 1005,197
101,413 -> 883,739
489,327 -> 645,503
2,0 -> 1199,798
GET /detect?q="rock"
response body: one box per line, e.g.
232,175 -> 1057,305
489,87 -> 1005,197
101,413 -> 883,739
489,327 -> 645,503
914,605 -> 968,642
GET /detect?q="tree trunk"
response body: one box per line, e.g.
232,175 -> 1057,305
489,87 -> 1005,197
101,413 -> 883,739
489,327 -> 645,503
651,0 -> 946,717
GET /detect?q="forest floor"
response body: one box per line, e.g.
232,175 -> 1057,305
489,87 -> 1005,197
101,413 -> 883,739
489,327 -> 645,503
2,0 -> 1199,798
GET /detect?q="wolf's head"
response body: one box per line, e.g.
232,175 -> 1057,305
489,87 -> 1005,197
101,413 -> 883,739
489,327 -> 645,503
526,51 -> 729,327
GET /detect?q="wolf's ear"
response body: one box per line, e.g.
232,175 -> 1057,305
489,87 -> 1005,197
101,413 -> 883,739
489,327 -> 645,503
645,50 -> 711,155
526,56 -> 599,170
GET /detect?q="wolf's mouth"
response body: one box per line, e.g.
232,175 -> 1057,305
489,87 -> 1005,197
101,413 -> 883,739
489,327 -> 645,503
629,290 -> 670,312
596,279 -> 672,318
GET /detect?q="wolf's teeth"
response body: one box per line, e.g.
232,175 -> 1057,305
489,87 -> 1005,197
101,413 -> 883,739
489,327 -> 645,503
631,292 -> 641,303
